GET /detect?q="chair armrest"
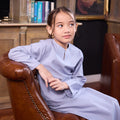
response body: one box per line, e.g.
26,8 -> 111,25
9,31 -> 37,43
0,53 -> 55,120
0,52 -> 30,81
0,53 -> 86,120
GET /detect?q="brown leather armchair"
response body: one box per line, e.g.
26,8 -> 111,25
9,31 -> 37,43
100,33 -> 120,103
0,53 -> 86,120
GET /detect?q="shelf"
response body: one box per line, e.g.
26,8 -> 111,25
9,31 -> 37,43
0,23 -> 47,27
9,0 -> 75,24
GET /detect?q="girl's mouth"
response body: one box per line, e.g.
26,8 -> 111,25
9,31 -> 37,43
63,35 -> 71,39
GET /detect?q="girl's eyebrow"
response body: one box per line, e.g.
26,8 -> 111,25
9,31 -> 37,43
56,20 -> 74,25
69,20 -> 75,23
55,22 -> 63,25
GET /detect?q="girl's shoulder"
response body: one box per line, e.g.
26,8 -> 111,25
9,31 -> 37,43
28,39 -> 53,53
33,39 -> 53,48
38,39 -> 53,45
69,43 -> 83,57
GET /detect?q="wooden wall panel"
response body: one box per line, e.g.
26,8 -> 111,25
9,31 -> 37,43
0,27 -> 20,109
26,26 -> 48,44
107,0 -> 120,33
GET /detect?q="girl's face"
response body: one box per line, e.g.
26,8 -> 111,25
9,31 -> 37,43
47,11 -> 77,49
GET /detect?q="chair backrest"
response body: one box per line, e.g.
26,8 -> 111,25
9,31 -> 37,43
0,53 -> 55,120
101,33 -> 120,103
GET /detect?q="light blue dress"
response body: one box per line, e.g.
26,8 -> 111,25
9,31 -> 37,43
8,39 -> 120,120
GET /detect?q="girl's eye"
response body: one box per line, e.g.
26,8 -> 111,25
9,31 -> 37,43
70,23 -> 74,27
58,24 -> 63,28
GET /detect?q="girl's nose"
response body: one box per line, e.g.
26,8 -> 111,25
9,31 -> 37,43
64,25 -> 70,33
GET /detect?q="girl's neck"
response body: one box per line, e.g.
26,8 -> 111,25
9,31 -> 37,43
54,39 -> 69,50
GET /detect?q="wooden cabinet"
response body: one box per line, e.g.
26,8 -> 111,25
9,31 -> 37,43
26,25 -> 48,44
0,23 -> 48,109
0,27 -> 20,54
0,26 -> 20,109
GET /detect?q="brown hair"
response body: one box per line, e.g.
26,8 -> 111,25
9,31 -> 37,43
47,6 -> 75,38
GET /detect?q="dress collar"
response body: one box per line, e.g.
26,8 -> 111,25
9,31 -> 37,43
52,39 -> 69,59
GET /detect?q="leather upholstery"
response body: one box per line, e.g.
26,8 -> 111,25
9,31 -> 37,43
0,53 -> 86,120
101,33 -> 120,103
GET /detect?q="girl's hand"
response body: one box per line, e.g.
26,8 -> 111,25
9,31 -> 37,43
36,64 -> 69,91
49,79 -> 69,91
36,64 -> 55,87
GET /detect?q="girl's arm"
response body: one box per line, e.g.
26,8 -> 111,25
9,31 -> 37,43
9,41 -> 57,88
64,52 -> 86,97
36,64 -> 69,90
8,41 -> 45,70
9,41 -> 68,90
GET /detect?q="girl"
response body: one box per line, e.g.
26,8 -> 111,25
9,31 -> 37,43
8,7 -> 120,120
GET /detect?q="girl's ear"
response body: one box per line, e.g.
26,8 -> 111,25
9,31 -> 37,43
75,23 -> 78,32
75,22 -> 82,32
46,25 -> 52,35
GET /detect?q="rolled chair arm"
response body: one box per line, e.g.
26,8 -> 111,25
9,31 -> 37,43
0,52 -> 55,120
0,52 -> 31,81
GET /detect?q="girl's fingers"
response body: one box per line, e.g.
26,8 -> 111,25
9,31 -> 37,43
49,81 -> 65,91
48,78 -> 58,83
51,84 -> 58,89
44,78 -> 48,87
55,87 -> 63,91
55,85 -> 64,91
49,80 -> 58,87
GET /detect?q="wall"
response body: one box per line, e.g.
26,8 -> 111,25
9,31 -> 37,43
107,0 -> 120,33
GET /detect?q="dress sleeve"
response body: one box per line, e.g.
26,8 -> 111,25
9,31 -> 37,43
64,51 -> 86,97
8,40 -> 46,70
